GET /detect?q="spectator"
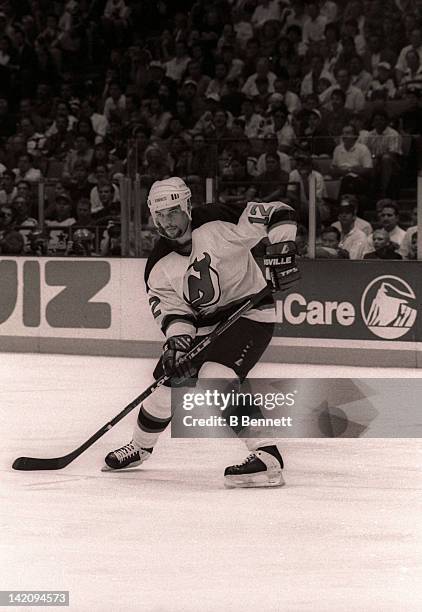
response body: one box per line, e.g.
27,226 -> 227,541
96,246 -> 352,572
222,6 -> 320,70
15,180 -> 34,208
90,179 -> 120,217
366,62 -> 397,100
320,67 -> 365,112
43,181 -> 69,220
100,217 -> 122,256
263,105 -> 296,153
165,40 -> 191,83
13,153 -> 42,183
331,125 -> 373,195
364,200 -> 405,256
210,109 -> 233,141
0,170 -> 17,204
334,34 -> 358,72
271,76 -> 302,114
254,75 -> 272,110
142,146 -> 171,183
242,57 -> 277,98
45,101 -> 78,136
335,198 -> 368,259
0,205 -> 24,255
318,38 -> 338,75
216,23 -> 237,54
252,152 -> 289,202
45,115 -> 74,159
67,227 -> 95,257
63,135 -> 94,177
366,111 -> 403,197
167,136 -> 191,175
239,98 -> 265,139
282,1 -> 308,35
218,155 -> 252,205
226,118 -> 251,159
399,49 -> 422,94
67,160 -> 94,202
293,225 -> 308,260
205,61 -> 229,99
141,96 -> 172,139
189,133 -> 215,178
287,154 -> 329,224
73,198 -> 94,230
80,99 -> 108,140
362,33 -> 397,77
12,195 -> 38,251
45,193 -> 76,254
144,59 -> 173,98
19,117 -> 46,156
363,228 -> 403,259
399,87 -> 422,170
395,26 -> 422,82
319,0 -> 338,24
256,134 -> 291,175
300,108 -> 335,156
102,0 -> 130,44
103,81 -> 126,121
399,207 -> 417,258
301,54 -> 334,97
340,18 -> 366,56
251,0 -> 281,29
331,194 -> 373,236
318,226 -> 350,259
0,97 -> 16,141
222,43 -> 245,81
102,117 -> 126,160
74,117 -> 98,146
349,55 -> 373,95
324,89 -> 354,137
407,231 -> 418,260
302,1 -> 328,47
184,59 -> 211,97
220,78 -> 244,117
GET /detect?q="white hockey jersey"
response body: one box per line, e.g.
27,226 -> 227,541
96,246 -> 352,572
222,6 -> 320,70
145,201 -> 296,338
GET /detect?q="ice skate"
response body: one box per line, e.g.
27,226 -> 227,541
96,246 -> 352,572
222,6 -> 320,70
103,441 -> 152,471
224,445 -> 285,488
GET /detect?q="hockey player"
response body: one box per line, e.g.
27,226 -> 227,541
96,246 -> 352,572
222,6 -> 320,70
105,177 -> 299,487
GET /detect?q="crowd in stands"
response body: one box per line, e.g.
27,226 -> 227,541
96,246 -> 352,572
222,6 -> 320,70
0,0 -> 422,259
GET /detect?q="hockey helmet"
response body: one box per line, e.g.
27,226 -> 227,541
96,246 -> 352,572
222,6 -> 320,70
147,177 -> 192,221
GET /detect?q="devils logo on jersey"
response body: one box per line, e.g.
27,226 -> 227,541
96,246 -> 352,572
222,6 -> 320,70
183,252 -> 221,309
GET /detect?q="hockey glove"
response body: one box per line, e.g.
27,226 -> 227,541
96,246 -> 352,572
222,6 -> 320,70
264,241 -> 300,293
162,334 -> 196,380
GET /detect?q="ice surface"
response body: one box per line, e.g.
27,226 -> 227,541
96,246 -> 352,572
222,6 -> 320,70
1,353 -> 422,612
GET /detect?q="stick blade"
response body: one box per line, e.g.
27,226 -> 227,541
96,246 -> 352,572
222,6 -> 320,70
12,456 -> 69,471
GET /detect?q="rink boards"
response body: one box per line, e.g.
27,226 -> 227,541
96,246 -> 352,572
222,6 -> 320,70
0,257 -> 421,367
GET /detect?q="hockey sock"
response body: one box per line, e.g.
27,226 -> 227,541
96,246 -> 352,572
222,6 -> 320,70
132,405 -> 172,449
258,445 -> 284,468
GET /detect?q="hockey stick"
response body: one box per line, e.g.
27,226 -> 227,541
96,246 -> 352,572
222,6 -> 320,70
12,285 -> 272,471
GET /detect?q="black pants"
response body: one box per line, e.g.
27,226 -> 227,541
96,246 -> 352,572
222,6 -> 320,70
154,317 -> 274,386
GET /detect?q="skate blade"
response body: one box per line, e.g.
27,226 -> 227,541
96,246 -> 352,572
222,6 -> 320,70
101,461 -> 142,472
224,472 -> 285,489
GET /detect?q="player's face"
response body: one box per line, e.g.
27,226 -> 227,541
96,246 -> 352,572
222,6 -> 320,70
154,206 -> 189,239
